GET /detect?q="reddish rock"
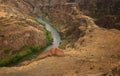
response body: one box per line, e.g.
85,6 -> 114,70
38,48 -> 65,59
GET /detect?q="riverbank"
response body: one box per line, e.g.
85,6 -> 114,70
0,16 -> 63,67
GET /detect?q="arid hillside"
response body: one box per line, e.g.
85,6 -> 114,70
0,0 -> 120,76
0,2 -> 49,66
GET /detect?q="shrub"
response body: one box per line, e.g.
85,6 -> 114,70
45,29 -> 53,45
0,54 -> 22,66
0,47 -> 32,67
30,45 -> 44,52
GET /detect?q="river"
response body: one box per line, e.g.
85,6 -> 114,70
21,17 -> 62,61
37,17 -> 61,51
8,17 -> 62,66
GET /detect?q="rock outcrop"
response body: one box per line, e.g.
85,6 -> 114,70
22,48 -> 65,65
38,48 -> 65,59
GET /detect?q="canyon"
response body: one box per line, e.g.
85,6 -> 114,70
0,0 -> 120,76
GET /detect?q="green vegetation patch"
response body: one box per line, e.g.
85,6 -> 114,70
30,45 -> 44,52
45,29 -> 53,46
0,45 -> 46,67
0,47 -> 32,67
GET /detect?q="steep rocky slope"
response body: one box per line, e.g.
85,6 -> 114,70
76,0 -> 120,16
75,0 -> 120,30
0,2 -> 49,66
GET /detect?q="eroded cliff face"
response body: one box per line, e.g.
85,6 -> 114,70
76,0 -> 120,16
2,0 -> 119,17
76,0 -> 120,30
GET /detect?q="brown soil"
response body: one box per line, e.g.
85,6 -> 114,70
0,1 -> 120,76
0,3 -> 46,60
0,26 -> 120,76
